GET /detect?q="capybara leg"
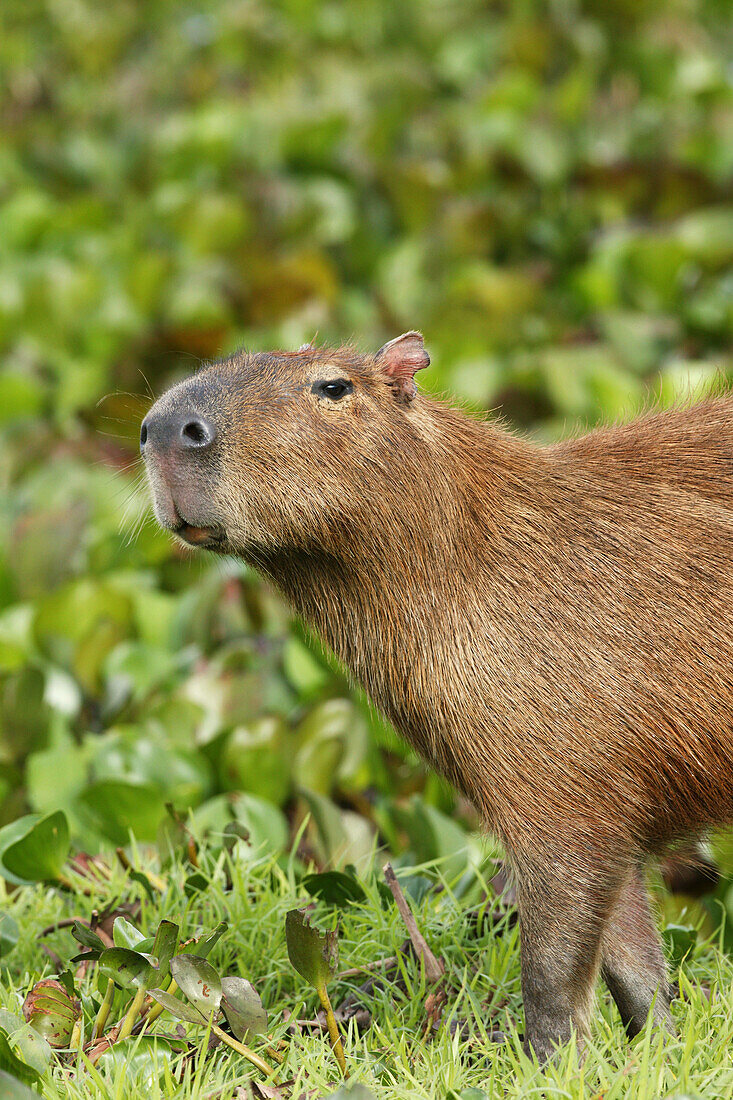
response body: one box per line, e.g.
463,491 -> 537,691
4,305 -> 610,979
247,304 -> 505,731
516,863 -> 617,1064
601,867 -> 674,1038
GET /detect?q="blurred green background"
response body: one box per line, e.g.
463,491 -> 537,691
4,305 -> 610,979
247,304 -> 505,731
1,0 -> 731,868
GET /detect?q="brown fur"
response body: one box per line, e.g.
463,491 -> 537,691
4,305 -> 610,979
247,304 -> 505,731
142,337 -> 733,1062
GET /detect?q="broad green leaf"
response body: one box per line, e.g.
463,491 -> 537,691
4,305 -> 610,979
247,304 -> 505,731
299,789 -> 374,869
303,870 -> 366,907
98,948 -> 158,991
220,717 -> 290,806
285,909 -> 338,992
663,924 -> 698,971
0,816 -> 41,886
0,913 -> 19,959
0,1069 -> 40,1099
0,1030 -> 40,1086
220,976 -> 267,1039
95,1035 -> 177,1087
0,1013 -> 52,1076
184,871 -> 209,896
169,955 -> 221,1018
295,698 -> 368,785
79,780 -> 167,845
112,917 -> 147,950
230,793 -> 289,853
1,811 -> 69,883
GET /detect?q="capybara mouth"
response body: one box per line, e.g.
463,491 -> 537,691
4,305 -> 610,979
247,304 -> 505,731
174,522 -> 226,549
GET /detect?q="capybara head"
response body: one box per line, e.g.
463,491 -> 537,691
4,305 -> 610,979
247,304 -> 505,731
141,333 -> 430,558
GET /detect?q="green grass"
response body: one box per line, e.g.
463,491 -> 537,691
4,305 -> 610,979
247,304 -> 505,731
2,842 -> 732,1100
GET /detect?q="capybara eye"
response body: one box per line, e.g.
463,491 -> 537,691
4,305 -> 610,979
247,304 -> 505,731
312,379 -> 353,401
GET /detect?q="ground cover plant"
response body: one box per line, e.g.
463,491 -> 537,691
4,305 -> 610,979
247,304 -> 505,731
1,0 -> 732,1095
2,809 -> 733,1099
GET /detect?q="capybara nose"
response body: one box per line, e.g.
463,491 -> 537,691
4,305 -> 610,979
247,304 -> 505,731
140,410 -> 216,454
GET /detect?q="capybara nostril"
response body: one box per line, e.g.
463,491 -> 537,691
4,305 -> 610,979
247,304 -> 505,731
140,409 -> 216,453
180,417 -> 214,448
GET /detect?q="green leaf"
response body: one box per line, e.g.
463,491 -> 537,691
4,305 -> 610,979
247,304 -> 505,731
0,913 -> 19,959
181,922 -> 228,960
94,1035 -> 177,1087
184,871 -> 209,896
79,780 -> 167,845
285,909 -> 338,993
0,816 -> 41,886
98,948 -> 158,991
0,1030 -> 40,1086
112,917 -> 147,950
0,1070 -> 40,1099
169,955 -> 221,1019
302,870 -> 366,907
283,636 -> 329,697
220,976 -> 267,1039
663,924 -> 698,971
147,989 -> 207,1027
151,921 -> 179,982
230,793 -> 289,853
0,1012 -> 52,1077
22,979 -> 78,1048
220,717 -> 291,806
1,811 -> 70,883
70,921 -> 106,956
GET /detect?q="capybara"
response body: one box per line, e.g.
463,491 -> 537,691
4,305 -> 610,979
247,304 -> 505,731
142,333 -> 733,1061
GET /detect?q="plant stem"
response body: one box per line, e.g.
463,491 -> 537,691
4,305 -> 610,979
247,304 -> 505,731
316,983 -> 348,1078
118,985 -> 147,1042
92,978 -> 115,1041
210,1023 -> 275,1076
140,977 -> 178,1030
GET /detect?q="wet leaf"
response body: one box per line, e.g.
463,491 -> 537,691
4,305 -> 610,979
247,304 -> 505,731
169,954 -> 221,1018
221,976 -> 267,1039
98,947 -> 158,991
285,909 -> 338,993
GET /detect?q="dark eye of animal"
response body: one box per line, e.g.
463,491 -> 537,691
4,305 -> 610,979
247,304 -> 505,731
312,379 -> 353,401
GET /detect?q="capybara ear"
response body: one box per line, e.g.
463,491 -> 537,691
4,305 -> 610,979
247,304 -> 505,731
375,331 -> 430,403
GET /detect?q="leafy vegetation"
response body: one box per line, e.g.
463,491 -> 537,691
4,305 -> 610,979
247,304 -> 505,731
2,814 -> 733,1098
1,0 -> 732,1095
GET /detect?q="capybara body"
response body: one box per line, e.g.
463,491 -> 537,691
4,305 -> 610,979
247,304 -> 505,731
142,334 -> 733,1061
